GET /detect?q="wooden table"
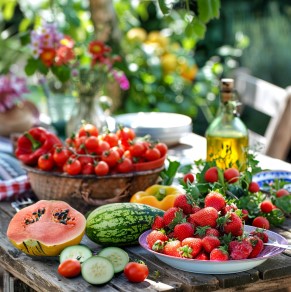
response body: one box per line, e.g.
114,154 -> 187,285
1,133 -> 291,292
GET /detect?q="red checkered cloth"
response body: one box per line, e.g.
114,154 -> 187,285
0,152 -> 31,201
0,175 -> 30,201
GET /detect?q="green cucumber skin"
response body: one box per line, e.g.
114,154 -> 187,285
86,203 -> 164,246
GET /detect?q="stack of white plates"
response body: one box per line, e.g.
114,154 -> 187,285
114,112 -> 192,146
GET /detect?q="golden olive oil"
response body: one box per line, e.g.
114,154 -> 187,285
206,135 -> 248,170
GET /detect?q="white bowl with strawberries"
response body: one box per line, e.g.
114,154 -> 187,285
139,192 -> 288,274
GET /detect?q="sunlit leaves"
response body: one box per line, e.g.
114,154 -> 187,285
197,0 -> 220,23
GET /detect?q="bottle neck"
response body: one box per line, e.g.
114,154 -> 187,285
218,90 -> 238,117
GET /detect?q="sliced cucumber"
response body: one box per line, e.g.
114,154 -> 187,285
59,245 -> 93,263
98,247 -> 129,273
81,256 -> 114,285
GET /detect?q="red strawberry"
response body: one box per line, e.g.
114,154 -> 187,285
221,203 -> 238,215
230,239 -> 253,260
163,207 -> 184,227
228,240 -> 240,253
195,251 -> 209,260
146,230 -> 168,249
241,209 -> 249,222
222,212 -> 243,237
260,201 -> 274,213
173,222 -> 195,241
188,207 -> 218,228
204,167 -> 218,183
246,236 -> 264,258
204,191 -> 226,211
194,226 -> 220,238
276,188 -> 289,198
250,229 -> 269,243
152,240 -> 166,252
181,237 -> 203,258
191,205 -> 201,214
248,181 -> 260,193
205,228 -> 220,237
178,245 -> 194,258
210,247 -> 229,261
183,173 -> 195,183
164,240 -> 182,257
174,194 -> 193,215
223,168 -> 240,183
202,235 -> 220,253
252,216 -> 270,230
152,216 -> 165,230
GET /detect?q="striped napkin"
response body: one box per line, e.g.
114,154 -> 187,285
0,152 -> 30,201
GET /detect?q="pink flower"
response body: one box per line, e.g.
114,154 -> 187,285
112,70 -> 130,90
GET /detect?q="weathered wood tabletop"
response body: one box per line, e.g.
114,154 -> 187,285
1,133 -> 291,292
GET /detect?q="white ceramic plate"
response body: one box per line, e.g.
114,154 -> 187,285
252,170 -> 291,192
114,112 -> 192,146
139,225 -> 287,274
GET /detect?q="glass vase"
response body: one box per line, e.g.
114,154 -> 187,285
66,94 -> 107,137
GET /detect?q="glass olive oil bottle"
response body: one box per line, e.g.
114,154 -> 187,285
205,79 -> 249,170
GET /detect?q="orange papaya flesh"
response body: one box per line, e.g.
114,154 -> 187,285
7,200 -> 86,256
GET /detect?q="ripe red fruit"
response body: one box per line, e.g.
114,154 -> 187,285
173,222 -> 195,241
210,248 -> 229,261
230,239 -> 253,260
204,191 -> 226,211
195,251 -> 209,260
164,240 -> 182,257
202,235 -> 220,253
248,181 -> 260,193
223,212 -> 243,237
252,216 -> 270,230
183,173 -> 195,183
241,209 -> 249,222
181,238 -> 203,258
223,168 -> 240,183
188,207 -> 219,228
163,207 -> 184,227
146,230 -> 168,249
276,188 -> 289,198
250,229 -> 269,243
152,216 -> 165,230
247,236 -> 264,258
204,167 -> 218,183
174,194 -> 193,215
260,201 -> 274,213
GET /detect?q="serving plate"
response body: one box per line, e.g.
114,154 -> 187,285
252,170 -> 291,192
115,112 -> 192,146
139,225 -> 287,274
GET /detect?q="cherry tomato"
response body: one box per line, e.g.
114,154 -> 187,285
129,142 -> 146,157
38,153 -> 54,171
78,155 -> 94,166
101,149 -> 120,167
112,145 -> 125,158
95,161 -> 109,176
53,147 -> 70,167
116,127 -> 135,148
82,163 -> 95,175
96,140 -> 110,155
84,136 -> 99,151
102,132 -> 119,147
144,148 -> 161,161
65,158 -> 82,175
58,259 -> 81,278
78,123 -> 99,137
124,261 -> 149,283
116,158 -> 133,173
155,142 -> 168,157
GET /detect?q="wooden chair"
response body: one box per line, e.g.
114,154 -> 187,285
234,71 -> 291,161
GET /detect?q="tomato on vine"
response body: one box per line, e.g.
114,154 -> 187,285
53,147 -> 70,167
116,158 -> 133,173
124,261 -> 149,283
101,149 -> 120,167
155,142 -> 168,157
95,161 -> 109,176
78,123 -> 99,137
38,153 -> 55,171
65,158 -> 82,175
144,147 -> 161,161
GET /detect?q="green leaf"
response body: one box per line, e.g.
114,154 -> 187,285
51,66 -> 71,82
159,159 -> 180,186
37,61 -> 49,75
158,0 -> 170,15
19,18 -> 32,32
24,58 -> 38,76
3,0 -> 17,21
197,0 -> 220,23
191,18 -> 206,39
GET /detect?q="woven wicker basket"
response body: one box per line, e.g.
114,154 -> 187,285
23,165 -> 163,213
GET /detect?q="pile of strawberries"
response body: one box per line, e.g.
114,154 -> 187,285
146,191 -> 269,261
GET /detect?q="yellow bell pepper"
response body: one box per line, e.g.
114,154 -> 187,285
130,184 -> 181,211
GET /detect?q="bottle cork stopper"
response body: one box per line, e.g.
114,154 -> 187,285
220,78 -> 234,102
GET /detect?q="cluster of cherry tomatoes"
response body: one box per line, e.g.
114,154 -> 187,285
38,123 -> 168,176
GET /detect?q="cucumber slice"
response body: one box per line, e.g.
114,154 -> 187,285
98,247 -> 129,273
81,256 -> 114,285
59,245 -> 92,263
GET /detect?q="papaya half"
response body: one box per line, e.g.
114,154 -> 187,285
7,200 -> 86,256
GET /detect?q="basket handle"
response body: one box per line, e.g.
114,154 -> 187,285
80,181 -> 132,206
